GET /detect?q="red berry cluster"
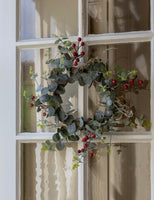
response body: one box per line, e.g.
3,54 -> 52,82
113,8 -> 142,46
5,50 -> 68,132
72,37 -> 85,67
112,75 -> 144,90
29,95 -> 47,117
77,133 -> 96,158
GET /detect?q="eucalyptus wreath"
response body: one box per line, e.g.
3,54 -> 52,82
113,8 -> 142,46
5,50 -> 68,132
24,37 -> 150,169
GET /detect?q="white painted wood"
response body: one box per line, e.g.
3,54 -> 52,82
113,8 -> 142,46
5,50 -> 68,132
16,31 -> 153,49
86,31 -> 153,45
16,36 -> 79,49
16,132 -> 152,143
78,1 -> 85,200
0,1 -> 16,200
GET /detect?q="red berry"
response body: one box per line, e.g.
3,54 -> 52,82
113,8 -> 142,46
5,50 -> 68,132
31,95 -> 35,100
112,80 -> 117,85
81,148 -> 84,152
113,73 -> 115,76
130,79 -> 134,85
84,135 -> 89,140
78,37 -> 82,42
43,112 -> 46,116
81,42 -> 85,46
38,108 -> 41,112
77,150 -> 81,153
80,52 -> 85,56
82,138 -> 86,142
139,80 -> 143,85
91,133 -> 96,138
72,43 -> 76,48
89,153 -> 93,158
84,143 -> 88,148
30,103 -> 34,107
124,85 -> 128,90
73,52 -> 78,57
74,62 -> 78,66
76,58 -> 80,62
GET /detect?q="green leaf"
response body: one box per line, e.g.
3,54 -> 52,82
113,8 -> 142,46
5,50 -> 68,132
56,141 -> 65,151
29,66 -> 33,75
51,58 -> 60,68
36,84 -> 43,92
35,99 -> 41,106
41,145 -> 48,151
48,82 -> 58,92
68,135 -> 79,141
48,106 -> 55,116
64,115 -> 74,125
56,85 -> 65,94
63,40 -> 71,46
39,94 -> 51,103
58,110 -> 66,121
64,59 -> 73,68
57,74 -> 68,84
41,87 -> 49,95
53,133 -> 60,142
55,38 -> 62,44
79,117 -> 84,128
60,127 -> 69,137
30,73 -> 38,79
125,119 -> 130,126
82,73 -> 92,86
67,123 -> 76,134
51,95 -> 63,104
143,121 -> 151,127
85,125 -> 95,133
72,163 -> 79,170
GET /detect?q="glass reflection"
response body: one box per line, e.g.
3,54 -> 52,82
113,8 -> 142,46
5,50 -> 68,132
20,0 -> 78,39
21,143 -> 78,200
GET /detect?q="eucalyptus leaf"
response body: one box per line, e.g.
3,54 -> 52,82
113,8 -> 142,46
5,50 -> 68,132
68,135 -> 79,141
39,94 -> 51,103
48,82 -> 58,92
48,106 -> 55,116
41,87 -> 49,95
56,141 -> 65,151
67,123 -> 76,134
85,125 -> 95,133
51,58 -> 60,68
53,133 -> 60,142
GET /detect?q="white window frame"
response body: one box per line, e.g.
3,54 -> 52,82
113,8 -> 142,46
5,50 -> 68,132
0,0 -> 154,200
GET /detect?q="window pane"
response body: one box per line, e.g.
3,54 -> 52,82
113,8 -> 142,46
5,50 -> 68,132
88,0 -> 150,34
88,42 -> 150,132
21,143 -> 78,200
20,0 -> 78,40
20,48 -> 78,133
88,143 -> 151,200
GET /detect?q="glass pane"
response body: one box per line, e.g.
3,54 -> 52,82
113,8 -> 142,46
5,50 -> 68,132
20,0 -> 78,40
88,143 -> 151,200
20,48 -> 78,133
88,42 -> 150,132
88,0 -> 150,34
21,143 -> 78,200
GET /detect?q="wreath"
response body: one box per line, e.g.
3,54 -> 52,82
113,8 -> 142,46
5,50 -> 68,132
24,37 -> 151,169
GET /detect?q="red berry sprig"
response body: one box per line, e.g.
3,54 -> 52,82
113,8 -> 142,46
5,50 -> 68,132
72,37 -> 85,67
